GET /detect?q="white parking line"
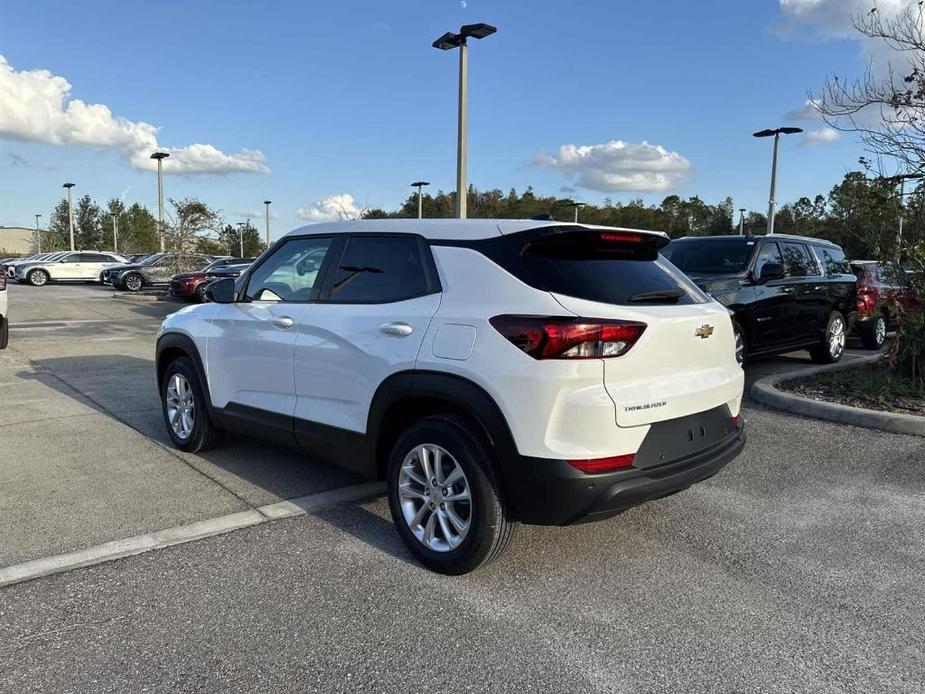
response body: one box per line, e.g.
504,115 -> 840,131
0,481 -> 385,589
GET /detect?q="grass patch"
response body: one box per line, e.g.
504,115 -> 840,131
780,361 -> 925,416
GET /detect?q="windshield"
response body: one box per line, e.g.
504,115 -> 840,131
662,238 -> 753,275
137,253 -> 164,266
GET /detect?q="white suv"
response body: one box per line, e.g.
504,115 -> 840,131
156,220 -> 746,573
15,251 -> 127,286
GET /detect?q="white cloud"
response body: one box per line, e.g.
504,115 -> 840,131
785,98 -> 824,122
233,207 -> 279,221
804,127 -> 841,144
0,54 -> 268,175
296,194 -> 365,222
533,140 -> 692,193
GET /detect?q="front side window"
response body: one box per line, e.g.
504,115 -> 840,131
753,241 -> 783,277
780,242 -> 818,277
245,236 -> 332,302
327,236 -> 429,303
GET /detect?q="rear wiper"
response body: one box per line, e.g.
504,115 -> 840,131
627,288 -> 684,303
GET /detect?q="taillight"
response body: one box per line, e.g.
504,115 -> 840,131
599,231 -> 643,243
568,454 -> 635,474
490,315 -> 646,359
856,286 -> 876,314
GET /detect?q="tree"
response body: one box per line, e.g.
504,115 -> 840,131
73,195 -> 103,250
121,203 -> 159,254
162,198 -> 222,272
218,221 -> 264,258
44,198 -> 72,251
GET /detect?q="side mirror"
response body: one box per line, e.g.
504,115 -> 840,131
205,277 -> 236,304
296,257 -> 318,276
758,262 -> 784,283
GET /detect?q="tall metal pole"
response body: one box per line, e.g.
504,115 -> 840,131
236,222 -> 246,258
263,200 -> 272,248
157,157 -> 165,251
418,185 -> 424,219
35,214 -> 42,253
456,41 -> 468,219
898,178 -> 906,255
111,214 -> 119,253
766,133 -> 780,235
63,182 -> 75,251
738,208 -> 746,235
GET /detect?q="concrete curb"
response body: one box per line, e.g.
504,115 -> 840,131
0,481 -> 385,589
749,354 -> 925,437
110,291 -> 163,302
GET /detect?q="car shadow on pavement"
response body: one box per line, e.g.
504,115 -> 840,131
19,354 -> 367,508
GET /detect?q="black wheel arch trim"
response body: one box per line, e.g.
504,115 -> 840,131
155,332 -> 217,421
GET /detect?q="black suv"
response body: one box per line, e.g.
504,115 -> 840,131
663,234 -> 857,364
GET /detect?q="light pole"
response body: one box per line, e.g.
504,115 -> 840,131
881,172 -> 924,256
34,214 -> 42,253
236,222 -> 246,258
753,127 -> 802,235
151,152 -> 170,251
411,181 -> 430,219
62,182 -> 75,251
263,200 -> 272,247
110,213 -> 119,253
433,23 -> 497,219
568,201 -> 587,223
738,208 -> 746,235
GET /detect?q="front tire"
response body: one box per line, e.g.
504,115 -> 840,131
387,415 -> 516,575
0,316 -> 8,350
123,273 -> 143,292
160,357 -> 223,452
860,313 -> 887,350
28,269 -> 49,287
810,311 -> 847,364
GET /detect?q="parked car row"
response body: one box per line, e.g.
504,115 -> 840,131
168,258 -> 256,301
4,251 -> 128,285
662,233 -> 918,363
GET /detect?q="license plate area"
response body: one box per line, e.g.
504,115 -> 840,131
632,405 -> 734,469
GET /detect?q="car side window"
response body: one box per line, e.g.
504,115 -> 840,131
753,241 -> 783,278
244,236 -> 333,302
81,253 -> 111,263
814,246 -> 850,276
60,253 -> 79,263
326,236 -> 429,303
780,242 -> 818,277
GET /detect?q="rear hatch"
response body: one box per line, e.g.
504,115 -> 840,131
488,225 -> 743,427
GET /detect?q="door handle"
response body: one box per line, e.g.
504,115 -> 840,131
270,316 -> 295,329
380,321 -> 413,336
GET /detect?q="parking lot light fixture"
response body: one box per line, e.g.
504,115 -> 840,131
738,208 -> 746,235
568,201 -> 587,223
411,181 -> 430,219
62,182 -> 75,251
110,213 -> 119,253
150,152 -> 170,251
236,221 -> 247,258
433,23 -> 497,219
753,127 -> 802,235
263,200 -> 272,247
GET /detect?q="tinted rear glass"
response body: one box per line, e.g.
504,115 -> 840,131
662,238 -> 753,274
446,228 -> 708,306
328,236 -> 429,303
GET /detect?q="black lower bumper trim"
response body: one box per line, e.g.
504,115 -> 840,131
501,425 -> 746,526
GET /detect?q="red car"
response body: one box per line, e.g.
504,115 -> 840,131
168,257 -> 255,302
851,260 -> 919,349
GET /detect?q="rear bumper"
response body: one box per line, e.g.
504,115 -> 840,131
502,418 -> 746,526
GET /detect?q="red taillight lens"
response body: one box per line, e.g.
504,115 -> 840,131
856,286 -> 876,314
568,454 -> 635,474
599,231 -> 643,243
490,315 -> 646,359
731,415 -> 741,429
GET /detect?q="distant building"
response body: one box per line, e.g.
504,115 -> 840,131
0,227 -> 37,256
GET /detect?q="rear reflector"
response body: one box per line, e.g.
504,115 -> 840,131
568,454 -> 635,474
489,315 -> 646,360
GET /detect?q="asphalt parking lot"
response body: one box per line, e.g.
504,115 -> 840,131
1,282 -> 923,692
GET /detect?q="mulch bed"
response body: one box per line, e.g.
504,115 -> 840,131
780,362 -> 925,416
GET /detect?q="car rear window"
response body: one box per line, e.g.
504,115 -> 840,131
443,227 -> 709,306
662,238 -> 753,274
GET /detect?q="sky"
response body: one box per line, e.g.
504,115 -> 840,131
0,0 -> 897,240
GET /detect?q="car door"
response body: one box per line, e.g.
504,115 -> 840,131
207,235 -> 336,425
780,241 -> 826,340
50,252 -> 83,279
292,234 -> 441,450
76,253 -> 115,280
747,240 -> 793,349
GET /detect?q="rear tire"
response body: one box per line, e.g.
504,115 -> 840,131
860,313 -> 887,350
810,311 -> 847,364
0,316 -> 8,350
28,269 -> 48,287
160,357 -> 223,453
386,415 -> 516,575
733,323 -> 746,366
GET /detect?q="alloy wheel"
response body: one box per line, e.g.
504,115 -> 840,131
874,316 -> 887,347
398,443 -> 472,552
734,328 -> 745,366
125,275 -> 142,292
829,315 -> 846,359
30,270 -> 47,286
165,373 -> 195,439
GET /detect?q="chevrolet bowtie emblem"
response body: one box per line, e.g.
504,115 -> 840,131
695,324 -> 714,339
